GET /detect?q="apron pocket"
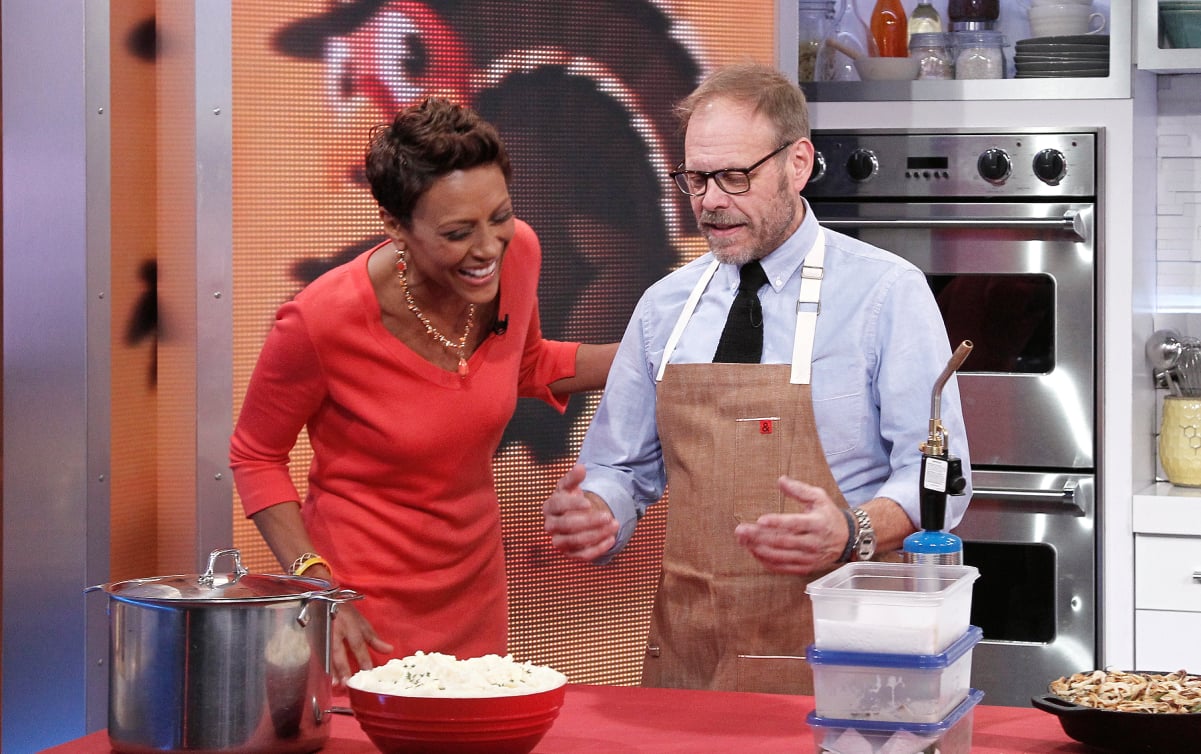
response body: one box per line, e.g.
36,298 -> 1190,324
732,416 -> 783,520
733,654 -> 812,695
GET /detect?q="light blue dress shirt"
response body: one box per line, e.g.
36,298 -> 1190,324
579,201 -> 973,554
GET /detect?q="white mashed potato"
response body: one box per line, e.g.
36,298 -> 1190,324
348,651 -> 567,698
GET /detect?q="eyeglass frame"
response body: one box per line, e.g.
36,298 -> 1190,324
669,141 -> 793,197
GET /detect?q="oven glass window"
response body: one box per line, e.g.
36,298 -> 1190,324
963,541 -> 1057,643
927,274 -> 1054,374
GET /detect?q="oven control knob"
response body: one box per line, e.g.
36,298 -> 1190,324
846,149 -> 878,182
1033,148 -> 1067,186
809,150 -> 827,184
977,148 -> 1011,184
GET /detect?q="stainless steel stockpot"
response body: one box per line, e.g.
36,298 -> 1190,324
88,548 -> 359,754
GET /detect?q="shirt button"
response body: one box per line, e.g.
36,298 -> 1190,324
775,277 -> 784,287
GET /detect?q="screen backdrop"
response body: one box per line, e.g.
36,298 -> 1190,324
231,0 -> 775,685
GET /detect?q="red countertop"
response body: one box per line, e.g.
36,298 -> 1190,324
44,684 -> 1087,753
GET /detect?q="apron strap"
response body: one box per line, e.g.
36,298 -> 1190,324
790,231 -> 826,385
656,259 -> 720,382
657,230 -> 827,385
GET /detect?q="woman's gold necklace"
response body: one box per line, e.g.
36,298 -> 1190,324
395,248 -> 474,377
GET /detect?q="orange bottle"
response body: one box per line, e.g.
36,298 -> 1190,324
870,0 -> 908,57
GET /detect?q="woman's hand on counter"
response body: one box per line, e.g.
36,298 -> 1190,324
330,602 -> 394,689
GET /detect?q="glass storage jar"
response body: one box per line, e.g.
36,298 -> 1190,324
799,0 -> 867,81
953,30 -> 1007,79
910,32 -> 954,79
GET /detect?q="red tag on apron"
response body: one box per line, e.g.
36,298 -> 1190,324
760,419 -> 773,434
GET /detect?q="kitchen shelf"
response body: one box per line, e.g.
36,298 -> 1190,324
1136,0 -> 1201,72
1133,482 -> 1201,535
780,0 -> 1133,101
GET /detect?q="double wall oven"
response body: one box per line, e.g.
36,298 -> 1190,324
804,130 -> 1099,706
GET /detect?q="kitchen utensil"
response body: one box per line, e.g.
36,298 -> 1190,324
1173,343 -> 1201,396
1028,5 -> 1107,37
853,54 -> 920,79
904,341 -> 971,565
348,682 -> 567,754
88,548 -> 360,753
1146,329 -> 1184,371
1032,688 -> 1201,753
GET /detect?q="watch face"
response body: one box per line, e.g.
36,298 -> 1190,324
856,531 -> 877,561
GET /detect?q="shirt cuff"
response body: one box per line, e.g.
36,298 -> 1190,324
580,469 -> 643,564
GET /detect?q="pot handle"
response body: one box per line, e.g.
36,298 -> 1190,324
198,548 -> 249,587
296,588 -> 363,627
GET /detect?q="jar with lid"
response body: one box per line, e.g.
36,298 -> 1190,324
947,0 -> 999,28
798,0 -> 835,81
799,0 -> 867,82
953,30 -> 1007,79
909,32 -> 954,80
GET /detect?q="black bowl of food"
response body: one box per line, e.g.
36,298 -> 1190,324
1032,669 -> 1201,753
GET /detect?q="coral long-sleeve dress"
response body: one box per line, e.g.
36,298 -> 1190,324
231,220 -> 578,660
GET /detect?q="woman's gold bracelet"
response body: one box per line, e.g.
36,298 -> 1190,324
289,552 -> 330,577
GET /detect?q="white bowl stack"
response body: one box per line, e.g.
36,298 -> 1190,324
1026,0 -> 1108,39
803,562 -> 983,754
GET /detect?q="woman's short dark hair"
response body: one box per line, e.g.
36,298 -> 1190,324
365,97 -> 512,225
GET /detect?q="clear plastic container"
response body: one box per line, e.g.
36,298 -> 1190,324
909,32 -> 954,80
806,562 -> 979,654
808,688 -> 983,754
807,625 -> 982,723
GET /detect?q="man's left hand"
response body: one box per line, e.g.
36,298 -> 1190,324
733,475 -> 850,574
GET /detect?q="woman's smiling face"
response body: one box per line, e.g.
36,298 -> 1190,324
384,163 -> 515,305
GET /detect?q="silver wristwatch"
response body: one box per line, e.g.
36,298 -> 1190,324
850,507 -> 877,562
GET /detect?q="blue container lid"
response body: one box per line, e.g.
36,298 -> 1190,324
805,625 -> 982,669
807,688 -> 985,734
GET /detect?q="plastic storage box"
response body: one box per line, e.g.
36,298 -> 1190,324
807,688 -> 983,754
806,562 -> 979,655
807,625 -> 982,723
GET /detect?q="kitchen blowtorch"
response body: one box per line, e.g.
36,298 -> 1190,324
904,340 -> 973,566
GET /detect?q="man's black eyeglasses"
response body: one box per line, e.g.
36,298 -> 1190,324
669,142 -> 792,197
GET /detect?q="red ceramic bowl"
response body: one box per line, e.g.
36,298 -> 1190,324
347,683 -> 567,754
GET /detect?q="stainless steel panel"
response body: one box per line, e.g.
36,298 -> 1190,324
805,131 -> 1096,199
3,2 -> 110,749
809,200 -> 1096,470
956,471 -> 1097,707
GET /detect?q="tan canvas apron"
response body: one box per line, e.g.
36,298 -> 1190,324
642,231 -> 848,695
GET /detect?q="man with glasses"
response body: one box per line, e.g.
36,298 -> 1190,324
542,62 -> 971,694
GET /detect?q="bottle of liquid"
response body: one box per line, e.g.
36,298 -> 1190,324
908,0 -> 942,37
869,0 -> 908,57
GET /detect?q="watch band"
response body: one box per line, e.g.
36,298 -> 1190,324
851,507 -> 877,562
837,508 -> 856,563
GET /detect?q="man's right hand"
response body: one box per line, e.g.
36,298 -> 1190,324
543,463 -> 619,561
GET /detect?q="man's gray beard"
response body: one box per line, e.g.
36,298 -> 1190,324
702,196 -> 797,267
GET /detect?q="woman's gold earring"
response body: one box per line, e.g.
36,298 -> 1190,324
395,247 -> 407,275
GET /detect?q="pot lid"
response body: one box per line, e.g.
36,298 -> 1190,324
101,548 -> 330,603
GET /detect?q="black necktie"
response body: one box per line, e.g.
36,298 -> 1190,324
713,261 -> 768,364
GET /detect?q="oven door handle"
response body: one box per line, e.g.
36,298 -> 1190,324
821,211 -> 1088,240
972,482 -> 1089,516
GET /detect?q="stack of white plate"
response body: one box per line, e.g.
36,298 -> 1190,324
1014,34 -> 1110,78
